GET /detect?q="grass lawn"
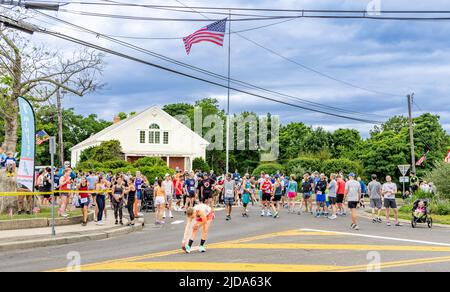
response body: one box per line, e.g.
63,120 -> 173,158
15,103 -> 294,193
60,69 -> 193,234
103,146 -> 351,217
397,210 -> 450,225
0,207 -> 82,221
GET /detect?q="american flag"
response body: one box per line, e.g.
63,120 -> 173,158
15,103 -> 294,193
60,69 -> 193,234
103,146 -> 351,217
416,154 -> 428,166
36,130 -> 50,145
183,18 -> 227,55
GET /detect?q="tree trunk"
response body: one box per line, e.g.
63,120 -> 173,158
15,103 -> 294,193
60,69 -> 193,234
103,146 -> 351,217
0,170 -> 18,214
3,101 -> 19,153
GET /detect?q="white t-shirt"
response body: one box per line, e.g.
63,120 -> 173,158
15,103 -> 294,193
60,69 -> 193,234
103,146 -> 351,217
382,182 -> 397,200
345,180 -> 361,202
162,180 -> 174,196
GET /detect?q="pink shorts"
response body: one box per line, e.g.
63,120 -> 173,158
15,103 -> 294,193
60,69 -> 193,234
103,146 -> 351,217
288,192 -> 297,199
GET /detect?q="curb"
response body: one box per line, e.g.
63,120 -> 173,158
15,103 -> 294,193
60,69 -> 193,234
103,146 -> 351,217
0,222 -> 144,253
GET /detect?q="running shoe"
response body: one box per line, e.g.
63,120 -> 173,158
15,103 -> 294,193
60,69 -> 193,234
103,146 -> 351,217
226,215 -> 231,221
198,246 -> 206,253
395,222 -> 402,227
387,222 -> 392,226
169,211 -> 174,219
267,211 -> 272,217
184,244 -> 191,254
328,215 -> 337,220
377,218 -> 383,223
353,225 -> 360,230
372,218 -> 378,223
260,210 -> 265,217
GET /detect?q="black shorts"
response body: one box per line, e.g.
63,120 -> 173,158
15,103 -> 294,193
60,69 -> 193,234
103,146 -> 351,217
262,193 -> 271,201
202,192 -> 212,202
329,197 -> 337,205
384,199 -> 397,209
348,201 -> 358,209
337,194 -> 345,204
187,192 -> 195,198
273,195 -> 282,202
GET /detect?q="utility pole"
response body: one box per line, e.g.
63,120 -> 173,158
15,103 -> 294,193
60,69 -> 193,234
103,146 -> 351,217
408,93 -> 416,174
56,87 -> 65,166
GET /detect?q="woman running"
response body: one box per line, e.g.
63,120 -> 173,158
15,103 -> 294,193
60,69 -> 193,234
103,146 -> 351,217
241,174 -> 252,217
58,168 -> 72,218
183,203 -> 214,253
271,177 -> 282,218
76,177 -> 90,226
127,177 -> 137,226
112,177 -> 125,225
154,179 -> 166,225
287,175 -> 298,213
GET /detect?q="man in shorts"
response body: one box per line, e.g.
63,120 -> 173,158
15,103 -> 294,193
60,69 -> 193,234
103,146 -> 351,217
184,172 -> 197,209
223,174 -> 236,221
201,173 -> 216,208
345,173 -> 361,230
162,174 -> 174,219
315,174 -> 328,218
368,174 -> 382,223
382,175 -> 401,227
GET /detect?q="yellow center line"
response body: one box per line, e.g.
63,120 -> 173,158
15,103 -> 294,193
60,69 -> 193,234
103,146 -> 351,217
209,243 -> 450,252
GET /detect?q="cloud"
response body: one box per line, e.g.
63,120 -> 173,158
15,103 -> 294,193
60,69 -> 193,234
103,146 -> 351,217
19,0 -> 450,136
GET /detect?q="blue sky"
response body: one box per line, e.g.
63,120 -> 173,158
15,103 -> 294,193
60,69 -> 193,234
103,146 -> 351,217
24,0 -> 450,137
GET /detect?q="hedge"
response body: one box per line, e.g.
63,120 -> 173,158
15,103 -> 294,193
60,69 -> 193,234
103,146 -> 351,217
322,159 -> 364,176
133,157 -> 167,168
252,163 -> 285,176
286,157 -> 322,174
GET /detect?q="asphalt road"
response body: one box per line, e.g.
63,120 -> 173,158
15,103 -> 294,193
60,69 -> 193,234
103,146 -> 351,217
1,205 -> 450,272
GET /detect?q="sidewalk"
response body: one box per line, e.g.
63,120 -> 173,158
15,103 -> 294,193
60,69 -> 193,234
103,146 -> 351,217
0,209 -> 144,252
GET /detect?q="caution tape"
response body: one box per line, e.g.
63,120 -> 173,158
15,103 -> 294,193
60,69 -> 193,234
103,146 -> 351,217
0,190 -> 113,196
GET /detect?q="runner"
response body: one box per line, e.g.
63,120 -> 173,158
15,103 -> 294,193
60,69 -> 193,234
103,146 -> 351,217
126,177 -> 137,226
260,174 -> 273,217
257,172 -> 265,206
299,174 -> 312,215
174,175 -> 184,211
367,174 -> 382,224
336,174 -> 347,216
358,176 -> 367,208
241,174 -> 252,217
58,168 -> 72,218
286,175 -> 298,214
135,171 -> 144,218
201,173 -> 216,208
86,171 -> 98,221
271,176 -> 282,218
162,174 -> 174,219
184,203 -> 215,253
315,174 -> 328,218
154,178 -> 166,225
76,177 -> 90,226
95,177 -> 108,225
382,175 -> 401,227
223,174 -> 236,221
327,174 -> 338,220
183,171 -> 197,210
345,173 -> 361,230
112,177 -> 125,225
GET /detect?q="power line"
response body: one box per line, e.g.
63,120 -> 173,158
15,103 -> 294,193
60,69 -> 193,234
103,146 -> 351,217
23,1 -> 450,15
37,28 -> 384,124
34,10 -> 386,120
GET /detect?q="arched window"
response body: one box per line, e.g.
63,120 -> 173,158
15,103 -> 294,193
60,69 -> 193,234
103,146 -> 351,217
149,124 -> 160,130
149,123 -> 160,144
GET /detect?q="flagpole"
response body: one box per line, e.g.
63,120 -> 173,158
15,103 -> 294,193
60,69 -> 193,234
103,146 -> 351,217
226,11 -> 231,175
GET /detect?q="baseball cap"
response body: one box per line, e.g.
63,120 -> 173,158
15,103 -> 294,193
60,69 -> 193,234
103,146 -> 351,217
349,173 -> 355,178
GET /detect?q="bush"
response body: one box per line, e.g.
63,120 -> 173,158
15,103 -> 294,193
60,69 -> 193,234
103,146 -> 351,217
103,160 -> 130,169
133,157 -> 166,168
193,158 -> 210,173
77,160 -> 104,171
426,162 -> 450,200
140,166 -> 175,184
286,157 -> 321,174
434,200 -> 450,215
322,158 -> 364,176
80,140 -> 124,163
252,163 -> 285,176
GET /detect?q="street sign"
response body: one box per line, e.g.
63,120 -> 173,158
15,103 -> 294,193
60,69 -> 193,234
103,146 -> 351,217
398,165 -> 411,176
49,136 -> 56,155
400,176 -> 410,183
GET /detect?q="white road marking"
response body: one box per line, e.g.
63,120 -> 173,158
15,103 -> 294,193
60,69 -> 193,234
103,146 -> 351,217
300,228 -> 450,247
171,220 -> 185,225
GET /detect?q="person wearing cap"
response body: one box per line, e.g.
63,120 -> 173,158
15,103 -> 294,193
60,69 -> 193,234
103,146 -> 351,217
162,174 -> 174,219
260,174 -> 273,217
345,173 -> 361,230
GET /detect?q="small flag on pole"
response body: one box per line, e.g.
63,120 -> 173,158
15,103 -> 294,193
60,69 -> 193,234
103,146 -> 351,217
416,154 -> 427,166
445,150 -> 450,163
36,130 -> 50,145
183,18 -> 227,55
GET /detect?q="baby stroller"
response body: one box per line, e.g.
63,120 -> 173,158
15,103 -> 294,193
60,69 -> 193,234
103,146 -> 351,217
141,186 -> 155,213
411,199 -> 433,228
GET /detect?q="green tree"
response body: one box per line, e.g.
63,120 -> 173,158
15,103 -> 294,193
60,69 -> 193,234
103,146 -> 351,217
193,157 -> 210,173
331,129 -> 362,158
80,140 -> 123,163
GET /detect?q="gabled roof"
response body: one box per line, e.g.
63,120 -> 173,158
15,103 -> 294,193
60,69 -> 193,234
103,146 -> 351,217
70,106 -> 209,151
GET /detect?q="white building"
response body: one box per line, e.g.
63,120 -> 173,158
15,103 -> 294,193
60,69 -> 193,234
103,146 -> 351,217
70,106 -> 209,171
